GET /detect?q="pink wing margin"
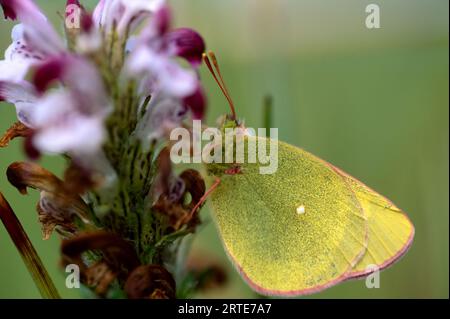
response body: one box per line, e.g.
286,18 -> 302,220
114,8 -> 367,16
328,163 -> 415,280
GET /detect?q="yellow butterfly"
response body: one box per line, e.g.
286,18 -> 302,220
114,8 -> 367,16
200,52 -> 414,296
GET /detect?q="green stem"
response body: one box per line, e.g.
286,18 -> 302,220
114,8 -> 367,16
145,227 -> 191,264
0,192 -> 60,299
263,95 -> 273,134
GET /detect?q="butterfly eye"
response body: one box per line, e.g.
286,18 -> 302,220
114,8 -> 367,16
296,205 -> 306,215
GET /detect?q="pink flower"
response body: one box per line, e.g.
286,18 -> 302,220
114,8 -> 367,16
0,0 -> 64,55
184,86 -> 207,120
1,0 -> 207,155
0,1 -> 64,85
2,55 -> 111,156
135,93 -> 188,143
125,5 -> 206,126
29,56 -> 111,155
0,0 -> 42,21
0,24 -> 44,82
93,0 -> 165,36
167,28 -> 206,68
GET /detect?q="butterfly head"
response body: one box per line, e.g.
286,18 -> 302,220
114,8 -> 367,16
202,51 -> 249,177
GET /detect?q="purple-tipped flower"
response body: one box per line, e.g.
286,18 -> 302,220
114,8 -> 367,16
0,0 -> 41,21
153,4 -> 172,36
33,57 -> 65,93
0,0 -> 211,299
184,86 -> 207,120
0,0 -> 64,55
125,4 -> 207,146
0,24 -> 44,82
168,28 -> 206,68
0,0 -> 17,19
30,56 -> 111,155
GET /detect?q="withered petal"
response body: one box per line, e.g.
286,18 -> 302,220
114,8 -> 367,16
153,169 -> 206,230
7,161 -> 93,239
85,261 -> 117,296
179,169 -> 206,208
153,197 -> 191,231
7,161 -> 91,217
124,265 -> 176,299
36,202 -> 77,240
63,161 -> 98,195
61,231 -> 140,274
0,122 -> 32,148
7,161 -> 63,195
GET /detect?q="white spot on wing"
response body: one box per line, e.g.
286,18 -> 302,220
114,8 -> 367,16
296,205 -> 306,215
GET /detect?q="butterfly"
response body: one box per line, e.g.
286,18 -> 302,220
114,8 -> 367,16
194,51 -> 414,296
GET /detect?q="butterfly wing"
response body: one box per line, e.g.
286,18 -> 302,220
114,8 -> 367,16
208,137 -> 414,296
209,137 -> 368,296
328,165 -> 414,278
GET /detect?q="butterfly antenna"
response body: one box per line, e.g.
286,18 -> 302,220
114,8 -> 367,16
202,52 -> 237,120
208,51 -> 233,104
188,178 -> 221,220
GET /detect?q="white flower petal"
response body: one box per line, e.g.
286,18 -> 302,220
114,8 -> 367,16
29,87 -> 108,155
76,32 -> 102,54
93,0 -> 165,35
33,56 -> 111,116
125,47 -> 197,97
117,0 -> 165,35
156,59 -> 197,97
0,80 -> 38,127
62,58 -> 111,115
0,60 -> 32,82
30,90 -> 75,126
92,0 -> 107,26
4,1 -> 64,55
22,22 -> 64,56
0,24 -> 44,82
33,115 -> 106,155
135,93 -> 187,144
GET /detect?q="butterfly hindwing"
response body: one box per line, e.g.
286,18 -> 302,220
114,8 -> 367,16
208,136 -> 414,295
329,165 -> 414,278
208,137 -> 368,295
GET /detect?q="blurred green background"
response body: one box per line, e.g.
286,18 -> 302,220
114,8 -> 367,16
0,0 -> 448,298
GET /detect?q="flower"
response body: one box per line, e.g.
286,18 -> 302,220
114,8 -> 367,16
6,161 -> 94,239
125,5 -> 206,143
0,0 -> 64,55
0,0 -> 210,299
93,0 -> 166,36
1,0 -> 206,157
0,24 -> 44,82
1,55 -> 111,156
167,28 -> 206,68
0,0 -> 66,131
0,1 -> 109,157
